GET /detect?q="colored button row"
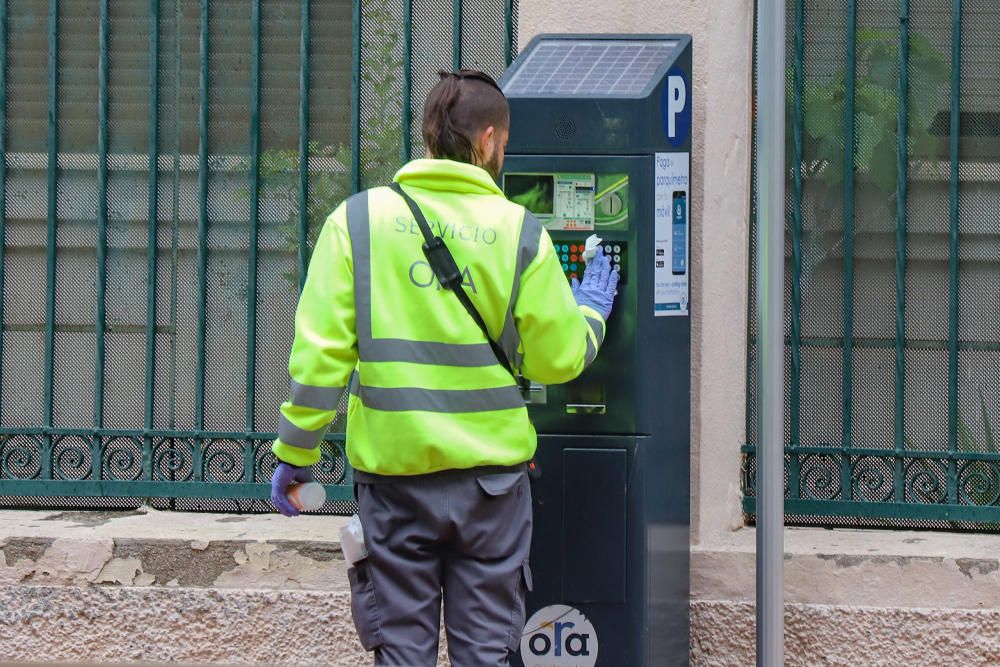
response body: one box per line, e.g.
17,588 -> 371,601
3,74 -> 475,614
558,243 -> 623,255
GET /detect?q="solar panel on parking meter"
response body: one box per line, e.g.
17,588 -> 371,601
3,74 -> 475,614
503,39 -> 677,96
499,33 -> 692,667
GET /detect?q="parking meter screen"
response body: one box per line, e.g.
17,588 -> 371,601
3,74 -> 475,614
505,174 -> 555,215
503,172 -> 630,233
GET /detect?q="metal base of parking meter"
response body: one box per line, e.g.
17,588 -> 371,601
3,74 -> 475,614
500,34 -> 693,666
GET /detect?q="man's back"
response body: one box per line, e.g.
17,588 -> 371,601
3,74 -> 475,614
269,68 -> 619,667
344,158 -> 538,475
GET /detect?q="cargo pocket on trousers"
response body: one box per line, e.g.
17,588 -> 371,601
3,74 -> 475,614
476,471 -> 525,497
506,560 -> 534,652
347,561 -> 383,651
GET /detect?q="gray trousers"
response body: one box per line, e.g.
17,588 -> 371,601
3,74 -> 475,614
348,465 -> 533,667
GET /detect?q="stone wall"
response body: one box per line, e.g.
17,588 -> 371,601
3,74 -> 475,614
0,509 -> 382,665
519,0 -> 754,545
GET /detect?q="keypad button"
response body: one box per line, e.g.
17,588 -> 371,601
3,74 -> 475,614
613,244 -> 621,253
561,254 -> 568,261
570,273 -> 578,280
570,254 -> 578,262
614,254 -> 621,262
561,263 -> 568,270
570,263 -> 578,271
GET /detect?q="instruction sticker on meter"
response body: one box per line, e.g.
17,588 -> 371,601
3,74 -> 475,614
504,172 -> 631,233
504,172 -> 595,231
654,153 -> 689,317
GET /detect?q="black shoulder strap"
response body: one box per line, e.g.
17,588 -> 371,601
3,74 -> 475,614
389,183 -> 515,378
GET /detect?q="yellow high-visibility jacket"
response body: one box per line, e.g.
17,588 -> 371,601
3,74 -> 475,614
272,158 -> 606,475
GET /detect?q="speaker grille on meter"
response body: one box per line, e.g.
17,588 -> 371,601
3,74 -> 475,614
503,39 -> 677,97
554,116 -> 576,139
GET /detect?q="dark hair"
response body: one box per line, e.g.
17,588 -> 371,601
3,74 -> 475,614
422,69 -> 509,164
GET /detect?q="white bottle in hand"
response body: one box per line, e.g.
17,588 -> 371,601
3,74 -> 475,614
285,481 -> 327,512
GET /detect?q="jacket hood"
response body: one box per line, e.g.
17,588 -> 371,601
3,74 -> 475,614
393,158 -> 504,197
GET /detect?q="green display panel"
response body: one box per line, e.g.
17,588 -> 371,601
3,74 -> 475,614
504,172 -> 629,232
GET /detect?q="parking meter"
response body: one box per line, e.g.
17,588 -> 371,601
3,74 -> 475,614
499,34 -> 692,666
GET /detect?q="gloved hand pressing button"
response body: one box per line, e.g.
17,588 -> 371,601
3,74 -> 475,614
571,247 -> 619,320
271,461 -> 315,517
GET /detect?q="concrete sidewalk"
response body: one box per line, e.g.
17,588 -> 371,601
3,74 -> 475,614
9,508 -> 1000,664
0,506 -> 349,543
0,507 -> 350,590
0,507 -> 378,666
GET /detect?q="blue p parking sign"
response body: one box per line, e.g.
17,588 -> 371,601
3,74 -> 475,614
662,66 -> 691,147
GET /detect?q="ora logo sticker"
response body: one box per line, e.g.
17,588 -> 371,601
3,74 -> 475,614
520,604 -> 598,667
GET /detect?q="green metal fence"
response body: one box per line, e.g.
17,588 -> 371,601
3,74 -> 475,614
744,0 -> 1000,528
0,0 -> 517,512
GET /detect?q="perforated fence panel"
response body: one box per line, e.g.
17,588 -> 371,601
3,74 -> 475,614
745,0 -> 1000,529
0,0 -> 518,512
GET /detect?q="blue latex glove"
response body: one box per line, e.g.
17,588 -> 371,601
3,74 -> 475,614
271,462 -> 315,517
571,247 -> 619,320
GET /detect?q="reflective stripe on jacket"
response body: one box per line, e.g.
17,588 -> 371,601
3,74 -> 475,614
272,158 -> 606,475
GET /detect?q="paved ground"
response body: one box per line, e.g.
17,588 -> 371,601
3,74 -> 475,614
0,507 -> 383,665
0,506 -> 350,545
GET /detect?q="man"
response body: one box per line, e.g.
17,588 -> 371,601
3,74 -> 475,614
270,69 -> 618,666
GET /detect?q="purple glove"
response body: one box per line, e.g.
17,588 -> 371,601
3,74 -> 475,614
571,247 -> 620,320
271,462 -> 315,517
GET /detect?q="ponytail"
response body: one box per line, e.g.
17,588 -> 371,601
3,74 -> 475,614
422,69 -> 509,164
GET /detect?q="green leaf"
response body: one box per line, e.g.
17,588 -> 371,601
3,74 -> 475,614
856,27 -> 894,41
910,33 -> 951,80
854,112 -> 880,170
909,128 -> 944,160
980,387 -> 996,453
818,139 -> 845,188
867,53 -> 897,90
958,411 -> 978,453
803,102 -> 840,139
867,136 -> 899,194
909,80 -> 948,132
856,83 -> 897,119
